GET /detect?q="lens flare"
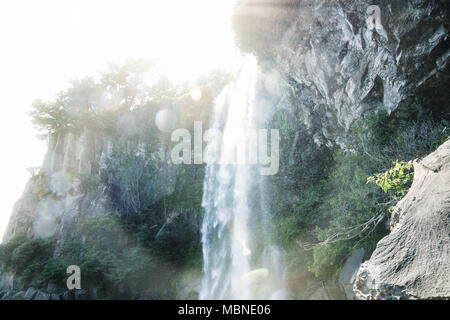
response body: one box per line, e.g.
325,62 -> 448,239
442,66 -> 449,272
189,86 -> 202,101
226,221 -> 252,256
33,199 -> 61,238
242,268 -> 269,285
155,109 -> 177,132
49,171 -> 72,196
33,211 -> 58,238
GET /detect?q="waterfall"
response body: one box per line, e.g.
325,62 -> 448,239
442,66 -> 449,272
200,56 -> 287,300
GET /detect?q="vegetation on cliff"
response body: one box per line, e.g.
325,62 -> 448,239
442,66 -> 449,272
268,107 -> 448,280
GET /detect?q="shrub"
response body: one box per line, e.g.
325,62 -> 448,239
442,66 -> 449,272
0,234 -> 60,288
10,238 -> 55,274
367,160 -> 414,201
0,233 -> 28,270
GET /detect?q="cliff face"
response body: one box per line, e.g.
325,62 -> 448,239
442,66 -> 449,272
234,0 -> 449,147
355,139 -> 450,299
3,128 -> 109,245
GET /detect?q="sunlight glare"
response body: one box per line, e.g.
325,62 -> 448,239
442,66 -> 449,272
190,87 -> 203,101
0,0 -> 240,241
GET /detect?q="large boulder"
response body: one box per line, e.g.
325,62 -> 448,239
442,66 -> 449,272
339,248 -> 365,300
0,272 -> 20,293
74,289 -> 90,300
33,291 -> 51,300
1,291 -> 12,300
306,280 -> 347,300
24,287 -> 38,300
50,293 -> 61,300
61,290 -> 75,300
354,139 -> 450,299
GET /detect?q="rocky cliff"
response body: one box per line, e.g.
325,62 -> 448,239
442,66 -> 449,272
2,128 -> 110,245
234,0 -> 449,147
354,139 -> 450,299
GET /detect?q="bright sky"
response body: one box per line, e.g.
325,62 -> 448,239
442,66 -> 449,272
0,0 -> 240,241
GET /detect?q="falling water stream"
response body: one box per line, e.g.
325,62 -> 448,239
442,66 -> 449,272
200,56 -> 287,300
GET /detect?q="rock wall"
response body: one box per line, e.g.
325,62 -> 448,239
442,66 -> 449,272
339,248 -> 365,300
354,139 -> 450,299
2,128 -> 110,246
234,0 -> 449,147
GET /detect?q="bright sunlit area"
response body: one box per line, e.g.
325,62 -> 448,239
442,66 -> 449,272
0,0 -> 240,240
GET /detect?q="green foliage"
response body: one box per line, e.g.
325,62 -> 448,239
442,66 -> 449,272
0,233 -> 59,287
54,209 -> 199,297
269,109 -> 333,241
29,60 -> 231,141
309,147 -> 388,279
77,214 -> 124,252
307,112 -> 449,279
430,126 -> 449,151
0,233 -> 29,270
38,258 -> 67,285
98,133 -> 204,271
29,62 -> 161,137
351,110 -> 397,150
367,160 -> 414,201
351,112 -> 449,163
57,214 -> 127,289
10,238 -> 54,273
30,99 -> 74,136
78,173 -> 101,194
100,137 -> 169,218
269,108 -> 449,281
150,213 -> 202,268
